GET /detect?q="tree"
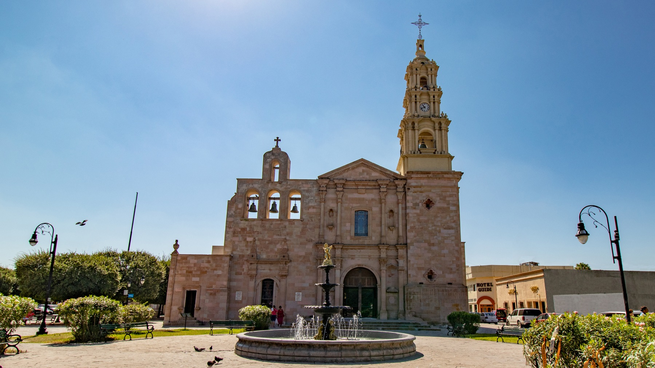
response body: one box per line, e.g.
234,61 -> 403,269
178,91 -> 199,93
0,295 -> 37,333
15,251 -> 121,302
101,250 -> 166,304
575,262 -> 591,270
0,267 -> 18,295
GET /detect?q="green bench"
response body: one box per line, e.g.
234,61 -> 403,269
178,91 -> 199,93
99,321 -> 154,340
0,329 -> 22,355
209,320 -> 254,335
496,325 -> 524,344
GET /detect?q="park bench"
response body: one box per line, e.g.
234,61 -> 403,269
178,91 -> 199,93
123,321 -> 155,340
496,325 -> 524,344
209,320 -> 255,335
99,322 -> 154,340
0,329 -> 22,355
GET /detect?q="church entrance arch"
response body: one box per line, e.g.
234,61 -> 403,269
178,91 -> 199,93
343,268 -> 377,318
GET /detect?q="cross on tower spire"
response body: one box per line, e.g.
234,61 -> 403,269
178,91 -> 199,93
274,137 -> 281,148
411,14 -> 429,40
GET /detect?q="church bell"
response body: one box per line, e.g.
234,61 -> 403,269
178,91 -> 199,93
291,202 -> 299,213
269,201 -> 279,213
419,139 -> 427,149
248,202 -> 257,213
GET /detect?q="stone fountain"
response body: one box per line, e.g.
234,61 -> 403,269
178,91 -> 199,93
234,244 -> 417,363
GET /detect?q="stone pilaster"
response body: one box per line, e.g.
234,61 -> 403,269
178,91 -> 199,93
379,244 -> 388,320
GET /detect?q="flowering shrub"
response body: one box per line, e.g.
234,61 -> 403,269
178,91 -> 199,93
0,294 -> 37,333
57,296 -> 122,342
523,313 -> 655,367
120,303 -> 155,324
238,305 -> 270,330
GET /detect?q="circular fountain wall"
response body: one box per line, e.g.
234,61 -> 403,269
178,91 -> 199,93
235,329 -> 416,363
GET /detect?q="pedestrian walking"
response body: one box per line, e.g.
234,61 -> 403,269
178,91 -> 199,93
271,305 -> 277,327
277,306 -> 285,327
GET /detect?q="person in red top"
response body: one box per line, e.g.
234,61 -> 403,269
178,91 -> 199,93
271,305 -> 277,328
277,306 -> 284,327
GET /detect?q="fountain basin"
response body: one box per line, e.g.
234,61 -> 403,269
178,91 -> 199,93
235,329 -> 417,363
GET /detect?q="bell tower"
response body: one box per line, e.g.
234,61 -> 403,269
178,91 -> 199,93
397,26 -> 453,175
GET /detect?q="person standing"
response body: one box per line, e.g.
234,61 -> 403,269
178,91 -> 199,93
277,306 -> 285,327
271,305 -> 277,328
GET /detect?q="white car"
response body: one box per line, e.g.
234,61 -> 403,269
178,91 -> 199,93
506,308 -> 541,328
480,312 -> 498,324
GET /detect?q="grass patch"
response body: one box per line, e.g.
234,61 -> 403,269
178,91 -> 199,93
23,328 -> 242,344
465,333 -> 523,344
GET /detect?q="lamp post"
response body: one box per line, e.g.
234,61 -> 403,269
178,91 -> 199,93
576,205 -> 631,322
28,222 -> 59,335
507,283 -> 518,311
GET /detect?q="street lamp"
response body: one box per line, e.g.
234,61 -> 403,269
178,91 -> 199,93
576,205 -> 631,323
28,222 -> 59,335
506,283 -> 518,311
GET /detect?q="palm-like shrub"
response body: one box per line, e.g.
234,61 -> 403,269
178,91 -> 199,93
238,305 -> 270,330
57,296 -> 121,342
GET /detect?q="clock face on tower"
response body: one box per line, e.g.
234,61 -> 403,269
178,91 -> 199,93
420,103 -> 430,112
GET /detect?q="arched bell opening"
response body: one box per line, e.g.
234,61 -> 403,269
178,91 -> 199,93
245,189 -> 260,219
417,131 -> 435,151
288,191 -> 302,220
267,190 -> 280,219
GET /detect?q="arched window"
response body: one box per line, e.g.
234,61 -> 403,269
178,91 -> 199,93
288,191 -> 301,220
267,190 -> 280,219
271,161 -> 280,182
420,77 -> 428,90
354,210 -> 368,236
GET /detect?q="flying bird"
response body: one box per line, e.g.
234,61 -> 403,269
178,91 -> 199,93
75,220 -> 87,226
207,361 -> 216,367
194,346 -> 205,352
214,356 -> 223,363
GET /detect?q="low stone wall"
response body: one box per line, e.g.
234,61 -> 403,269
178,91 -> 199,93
235,329 -> 416,363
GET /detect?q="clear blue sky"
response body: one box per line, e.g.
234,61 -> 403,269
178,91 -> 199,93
2,1 -> 654,271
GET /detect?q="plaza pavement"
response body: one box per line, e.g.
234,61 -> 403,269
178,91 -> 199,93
1,322 -> 527,368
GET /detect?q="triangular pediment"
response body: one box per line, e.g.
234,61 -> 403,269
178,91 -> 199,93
319,159 -> 404,180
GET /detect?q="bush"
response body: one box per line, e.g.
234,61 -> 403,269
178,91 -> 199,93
121,303 -> 155,324
57,296 -> 122,342
238,305 -> 270,330
0,294 -> 37,333
523,313 -> 655,367
447,311 -> 480,336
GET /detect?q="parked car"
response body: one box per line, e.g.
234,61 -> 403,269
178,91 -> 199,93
600,311 -> 644,318
506,308 -> 541,328
494,308 -> 507,322
534,313 -> 559,324
480,312 -> 498,324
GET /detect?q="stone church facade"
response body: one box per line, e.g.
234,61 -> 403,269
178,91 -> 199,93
163,36 -> 466,325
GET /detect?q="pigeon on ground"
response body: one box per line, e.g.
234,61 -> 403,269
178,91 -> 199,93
214,356 -> 223,363
209,345 -> 213,351
194,346 -> 205,352
207,361 -> 216,367
75,220 -> 87,226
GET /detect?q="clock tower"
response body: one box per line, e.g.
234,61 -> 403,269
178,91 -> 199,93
396,36 -> 454,175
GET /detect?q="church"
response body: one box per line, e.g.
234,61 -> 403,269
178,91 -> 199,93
163,28 -> 467,325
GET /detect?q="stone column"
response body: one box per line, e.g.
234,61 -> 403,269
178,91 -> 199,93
397,244 -> 407,320
379,245 -> 388,320
334,244 -> 343,306
395,180 -> 406,244
163,240 -> 180,325
335,180 -> 345,244
318,179 -> 328,243
378,180 -> 388,244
